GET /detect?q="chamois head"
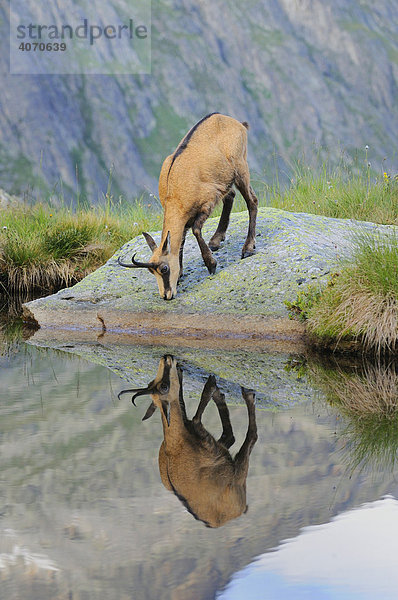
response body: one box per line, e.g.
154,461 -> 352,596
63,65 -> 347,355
118,232 -> 179,300
118,354 -> 181,425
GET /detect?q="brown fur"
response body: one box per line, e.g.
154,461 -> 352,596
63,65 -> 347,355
119,114 -> 258,300
134,356 -> 258,528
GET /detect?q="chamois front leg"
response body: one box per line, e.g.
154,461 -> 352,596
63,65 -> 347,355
192,213 -> 217,274
179,227 -> 188,280
209,189 -> 235,251
192,375 -> 217,426
192,376 -> 235,449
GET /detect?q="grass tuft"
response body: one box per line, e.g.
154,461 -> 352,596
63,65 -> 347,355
0,201 -> 162,294
43,222 -> 96,259
267,161 -> 398,225
300,233 -> 398,353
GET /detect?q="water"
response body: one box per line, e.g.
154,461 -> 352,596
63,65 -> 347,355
220,496 -> 398,600
1,330 -> 398,600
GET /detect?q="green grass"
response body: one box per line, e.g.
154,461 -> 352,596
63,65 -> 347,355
0,199 -> 162,294
265,159 -> 398,225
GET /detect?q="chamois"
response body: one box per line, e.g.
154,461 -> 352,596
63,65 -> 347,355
119,355 -> 258,528
118,113 -> 258,300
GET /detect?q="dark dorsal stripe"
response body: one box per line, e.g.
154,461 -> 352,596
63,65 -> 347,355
167,112 -> 220,181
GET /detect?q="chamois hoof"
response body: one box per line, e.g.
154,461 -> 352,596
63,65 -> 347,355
203,374 -> 217,392
241,249 -> 255,259
209,237 -> 224,252
208,262 -> 217,275
241,387 -> 256,405
209,232 -> 226,251
219,433 -> 235,448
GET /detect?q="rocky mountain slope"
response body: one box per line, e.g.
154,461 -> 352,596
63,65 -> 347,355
1,0 -> 397,202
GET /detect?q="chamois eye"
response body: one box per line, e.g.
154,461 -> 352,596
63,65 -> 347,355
159,383 -> 169,393
160,264 -> 169,274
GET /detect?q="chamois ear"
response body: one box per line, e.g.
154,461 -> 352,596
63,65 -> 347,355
142,232 -> 157,251
161,231 -> 171,255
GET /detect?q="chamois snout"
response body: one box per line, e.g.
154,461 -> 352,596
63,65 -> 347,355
153,258 -> 178,300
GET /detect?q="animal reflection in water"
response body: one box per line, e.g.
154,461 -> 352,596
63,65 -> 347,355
119,355 -> 258,528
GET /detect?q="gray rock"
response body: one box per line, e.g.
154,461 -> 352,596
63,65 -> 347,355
23,207 -> 395,336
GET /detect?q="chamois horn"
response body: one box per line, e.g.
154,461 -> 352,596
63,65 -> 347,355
117,253 -> 157,269
118,386 -> 152,405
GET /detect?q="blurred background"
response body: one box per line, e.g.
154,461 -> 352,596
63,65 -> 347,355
1,0 -> 397,204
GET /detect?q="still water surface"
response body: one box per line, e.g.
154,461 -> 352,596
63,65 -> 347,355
1,333 -> 398,599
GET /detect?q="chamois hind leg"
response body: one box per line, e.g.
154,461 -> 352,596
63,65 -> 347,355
212,386 -> 235,449
235,168 -> 258,259
209,189 -> 235,251
192,213 -> 217,274
233,387 -> 258,480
